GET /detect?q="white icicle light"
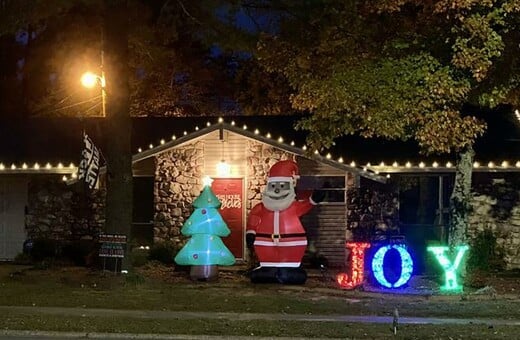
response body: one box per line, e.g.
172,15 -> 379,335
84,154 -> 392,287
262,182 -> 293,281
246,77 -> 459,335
432,161 -> 439,168
446,162 -> 453,168
46,163 -> 52,169
22,163 -> 28,169
34,163 -> 40,169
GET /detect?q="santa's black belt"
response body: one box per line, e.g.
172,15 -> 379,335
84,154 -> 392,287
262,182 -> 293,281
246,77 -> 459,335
255,233 -> 306,240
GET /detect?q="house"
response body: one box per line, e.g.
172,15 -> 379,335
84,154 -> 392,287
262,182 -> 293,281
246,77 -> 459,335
1,113 -> 520,271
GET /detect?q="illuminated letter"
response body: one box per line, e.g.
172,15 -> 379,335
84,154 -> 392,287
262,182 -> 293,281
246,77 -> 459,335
427,245 -> 469,292
337,242 -> 371,289
371,244 -> 414,288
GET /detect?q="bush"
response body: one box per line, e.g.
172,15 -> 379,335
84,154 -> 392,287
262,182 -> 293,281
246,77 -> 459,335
30,238 -> 59,261
148,241 -> 178,265
61,240 -> 97,266
467,230 -> 505,272
130,248 -> 149,267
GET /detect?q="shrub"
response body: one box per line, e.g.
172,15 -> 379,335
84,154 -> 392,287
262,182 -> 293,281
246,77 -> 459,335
130,248 -> 149,267
30,238 -> 59,261
148,241 -> 178,265
467,230 -> 505,272
61,240 -> 97,266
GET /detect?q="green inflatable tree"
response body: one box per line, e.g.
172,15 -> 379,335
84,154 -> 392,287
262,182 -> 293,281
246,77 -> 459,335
174,180 -> 235,280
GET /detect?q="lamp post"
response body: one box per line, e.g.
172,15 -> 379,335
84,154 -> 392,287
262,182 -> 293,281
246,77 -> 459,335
80,70 -> 106,117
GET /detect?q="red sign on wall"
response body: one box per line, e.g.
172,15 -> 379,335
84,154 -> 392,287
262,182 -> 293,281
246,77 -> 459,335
212,178 -> 244,258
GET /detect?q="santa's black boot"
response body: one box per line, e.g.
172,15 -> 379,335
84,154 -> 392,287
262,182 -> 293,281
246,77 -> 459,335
250,267 -> 279,283
276,267 -> 307,285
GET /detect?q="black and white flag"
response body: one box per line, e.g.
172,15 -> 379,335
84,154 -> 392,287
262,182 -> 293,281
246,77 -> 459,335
78,132 -> 101,189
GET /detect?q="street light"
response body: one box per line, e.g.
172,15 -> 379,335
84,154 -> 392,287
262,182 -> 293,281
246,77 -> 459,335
81,71 -> 106,117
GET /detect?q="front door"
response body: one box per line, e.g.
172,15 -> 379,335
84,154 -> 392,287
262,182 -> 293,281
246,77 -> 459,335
212,178 -> 244,259
0,178 -> 28,260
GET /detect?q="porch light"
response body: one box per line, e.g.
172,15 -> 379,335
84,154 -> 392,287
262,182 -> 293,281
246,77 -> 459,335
216,160 -> 231,177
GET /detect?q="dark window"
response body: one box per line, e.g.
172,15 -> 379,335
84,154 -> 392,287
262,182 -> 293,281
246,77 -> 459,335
297,176 -> 346,203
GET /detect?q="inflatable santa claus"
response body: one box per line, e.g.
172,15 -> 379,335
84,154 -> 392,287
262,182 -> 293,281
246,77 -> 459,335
246,160 -> 323,284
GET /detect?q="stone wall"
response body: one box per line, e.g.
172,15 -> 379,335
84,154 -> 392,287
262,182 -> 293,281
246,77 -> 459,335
246,140 -> 295,211
26,178 -> 105,241
469,179 -> 520,269
154,142 -> 204,246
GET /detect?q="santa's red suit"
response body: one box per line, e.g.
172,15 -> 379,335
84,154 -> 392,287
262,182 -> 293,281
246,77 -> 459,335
247,199 -> 314,267
246,160 -> 317,268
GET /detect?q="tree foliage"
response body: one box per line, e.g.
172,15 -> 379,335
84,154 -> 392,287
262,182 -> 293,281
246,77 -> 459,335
0,0 -> 245,118
248,0 -> 519,155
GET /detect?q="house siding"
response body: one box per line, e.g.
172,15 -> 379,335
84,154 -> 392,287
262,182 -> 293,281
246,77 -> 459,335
153,141 -> 204,246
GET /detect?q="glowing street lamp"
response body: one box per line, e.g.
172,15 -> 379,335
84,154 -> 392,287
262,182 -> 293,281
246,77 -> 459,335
81,71 -> 106,117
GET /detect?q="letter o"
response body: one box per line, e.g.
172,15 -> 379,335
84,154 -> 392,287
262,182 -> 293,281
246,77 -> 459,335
371,244 -> 414,288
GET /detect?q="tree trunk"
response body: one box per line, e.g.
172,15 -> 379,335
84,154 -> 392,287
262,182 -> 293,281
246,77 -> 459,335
448,145 -> 474,249
103,0 -> 133,271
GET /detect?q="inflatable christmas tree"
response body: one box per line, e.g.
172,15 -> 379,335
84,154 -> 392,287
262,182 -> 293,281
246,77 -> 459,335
174,178 -> 235,280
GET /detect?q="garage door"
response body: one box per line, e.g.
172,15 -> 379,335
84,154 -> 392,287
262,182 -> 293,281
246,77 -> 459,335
0,178 -> 28,260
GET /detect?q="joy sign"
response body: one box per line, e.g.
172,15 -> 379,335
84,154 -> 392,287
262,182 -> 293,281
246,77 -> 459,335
337,242 -> 469,293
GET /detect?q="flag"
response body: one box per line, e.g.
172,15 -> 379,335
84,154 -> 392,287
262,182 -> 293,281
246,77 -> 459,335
78,132 -> 101,189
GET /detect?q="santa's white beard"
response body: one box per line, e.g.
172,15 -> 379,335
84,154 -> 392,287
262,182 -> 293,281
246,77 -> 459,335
262,191 -> 295,211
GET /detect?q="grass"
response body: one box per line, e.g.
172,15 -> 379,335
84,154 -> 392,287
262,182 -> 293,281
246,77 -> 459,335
2,263 -> 520,338
2,312 -> 520,339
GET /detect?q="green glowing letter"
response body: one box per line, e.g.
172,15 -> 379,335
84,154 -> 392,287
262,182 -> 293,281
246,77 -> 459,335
427,245 -> 469,292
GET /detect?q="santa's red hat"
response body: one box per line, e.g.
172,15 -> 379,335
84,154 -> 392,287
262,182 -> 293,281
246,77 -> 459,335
267,160 -> 300,183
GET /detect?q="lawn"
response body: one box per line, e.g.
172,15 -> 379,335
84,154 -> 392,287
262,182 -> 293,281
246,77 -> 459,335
1,263 -> 520,338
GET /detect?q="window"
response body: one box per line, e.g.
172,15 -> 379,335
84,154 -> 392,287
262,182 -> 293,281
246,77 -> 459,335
297,176 -> 346,203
